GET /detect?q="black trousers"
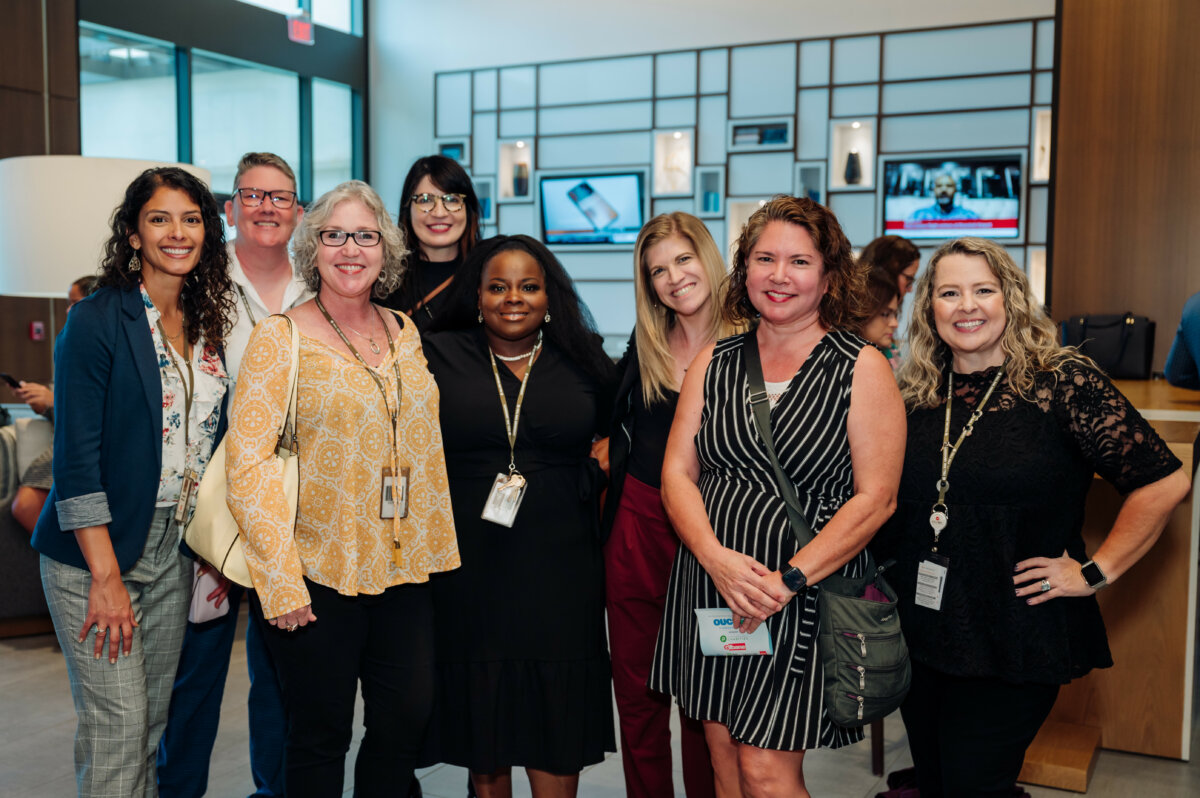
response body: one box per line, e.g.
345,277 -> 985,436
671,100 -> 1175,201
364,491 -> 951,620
899,659 -> 1060,798
252,579 -> 434,798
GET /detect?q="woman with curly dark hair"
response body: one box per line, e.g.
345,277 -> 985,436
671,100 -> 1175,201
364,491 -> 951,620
32,166 -> 236,796
649,196 -> 905,797
422,235 -> 617,797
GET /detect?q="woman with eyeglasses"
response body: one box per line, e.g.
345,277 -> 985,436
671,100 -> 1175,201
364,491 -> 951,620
227,180 -> 460,797
382,155 -> 482,332
855,269 -> 902,358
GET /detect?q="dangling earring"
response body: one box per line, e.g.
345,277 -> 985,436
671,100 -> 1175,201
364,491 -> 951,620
477,310 -> 483,323
544,310 -> 551,324
128,250 -> 141,273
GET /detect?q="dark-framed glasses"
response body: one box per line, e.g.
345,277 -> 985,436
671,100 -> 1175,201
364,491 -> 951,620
235,188 -> 298,209
410,192 -> 465,213
318,229 -> 383,247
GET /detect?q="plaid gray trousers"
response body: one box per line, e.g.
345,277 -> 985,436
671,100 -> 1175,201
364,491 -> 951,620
41,506 -> 191,798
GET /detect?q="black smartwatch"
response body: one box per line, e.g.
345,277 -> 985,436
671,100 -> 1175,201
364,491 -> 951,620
1080,559 -> 1108,591
781,565 -> 808,593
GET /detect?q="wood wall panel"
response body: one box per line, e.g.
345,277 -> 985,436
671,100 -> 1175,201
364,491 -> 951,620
0,297 -> 57,388
46,0 -> 79,99
0,87 -> 46,158
1050,0 -> 1200,372
49,96 -> 80,155
0,0 -> 45,94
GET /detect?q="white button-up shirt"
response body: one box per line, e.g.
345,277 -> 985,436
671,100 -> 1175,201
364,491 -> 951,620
225,241 -> 313,389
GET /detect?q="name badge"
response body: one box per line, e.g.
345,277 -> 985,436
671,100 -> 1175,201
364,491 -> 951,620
693,608 -> 773,656
481,471 -> 527,527
380,466 -> 409,520
174,468 -> 199,525
914,552 -> 950,611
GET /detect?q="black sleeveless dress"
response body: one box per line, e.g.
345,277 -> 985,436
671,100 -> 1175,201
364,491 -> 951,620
649,329 -> 869,751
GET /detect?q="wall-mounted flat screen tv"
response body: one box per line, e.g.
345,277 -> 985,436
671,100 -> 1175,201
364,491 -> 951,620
880,152 -> 1023,240
539,171 -> 646,247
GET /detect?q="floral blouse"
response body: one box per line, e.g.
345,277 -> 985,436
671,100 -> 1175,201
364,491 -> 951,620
140,284 -> 230,508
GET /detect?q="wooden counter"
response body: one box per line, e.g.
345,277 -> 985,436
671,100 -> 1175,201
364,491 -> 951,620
1020,378 -> 1199,790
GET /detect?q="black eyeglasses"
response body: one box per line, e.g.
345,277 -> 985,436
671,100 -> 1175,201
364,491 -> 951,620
318,229 -> 383,247
410,193 -> 465,213
235,188 -> 298,209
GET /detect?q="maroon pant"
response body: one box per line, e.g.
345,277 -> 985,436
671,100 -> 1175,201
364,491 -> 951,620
605,474 -> 715,798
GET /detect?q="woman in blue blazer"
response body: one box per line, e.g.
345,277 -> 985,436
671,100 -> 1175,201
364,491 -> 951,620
32,167 -> 236,798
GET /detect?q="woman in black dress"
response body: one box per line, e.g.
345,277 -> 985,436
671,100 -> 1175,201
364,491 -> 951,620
422,235 -> 617,798
381,155 -> 481,331
875,237 -> 1189,796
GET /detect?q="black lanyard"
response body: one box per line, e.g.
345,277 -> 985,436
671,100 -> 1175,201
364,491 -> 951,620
315,297 -> 403,452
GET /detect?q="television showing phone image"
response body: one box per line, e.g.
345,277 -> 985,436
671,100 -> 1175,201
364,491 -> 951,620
539,171 -> 646,247
881,152 -> 1023,240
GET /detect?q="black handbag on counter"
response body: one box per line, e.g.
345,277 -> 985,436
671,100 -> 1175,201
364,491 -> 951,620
1060,313 -> 1155,379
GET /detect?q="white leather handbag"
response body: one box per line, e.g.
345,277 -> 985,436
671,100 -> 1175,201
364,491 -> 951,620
184,317 -> 300,588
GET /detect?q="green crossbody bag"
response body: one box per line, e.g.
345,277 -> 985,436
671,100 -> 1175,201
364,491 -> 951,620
743,332 -> 911,728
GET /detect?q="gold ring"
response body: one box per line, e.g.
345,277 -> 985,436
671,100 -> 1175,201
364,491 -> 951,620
287,624 -> 298,632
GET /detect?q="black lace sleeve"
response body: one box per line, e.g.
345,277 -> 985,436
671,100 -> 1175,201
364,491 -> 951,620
1050,361 -> 1182,494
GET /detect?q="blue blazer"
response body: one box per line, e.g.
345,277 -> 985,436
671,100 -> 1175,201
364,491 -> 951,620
31,284 -> 229,572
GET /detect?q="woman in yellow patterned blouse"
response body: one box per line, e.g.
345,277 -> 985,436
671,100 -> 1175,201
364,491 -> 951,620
227,180 -> 459,798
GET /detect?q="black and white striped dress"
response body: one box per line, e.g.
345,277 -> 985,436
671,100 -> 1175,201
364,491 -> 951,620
648,329 -> 868,751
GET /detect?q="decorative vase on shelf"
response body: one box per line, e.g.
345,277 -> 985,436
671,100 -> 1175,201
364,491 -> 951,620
844,150 -> 862,185
513,163 -> 529,197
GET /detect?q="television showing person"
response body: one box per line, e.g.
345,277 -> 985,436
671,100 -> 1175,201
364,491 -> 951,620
908,173 -> 979,222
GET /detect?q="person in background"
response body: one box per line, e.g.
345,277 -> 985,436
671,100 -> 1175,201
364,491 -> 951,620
228,180 -> 459,797
875,237 -> 1189,797
908,172 -> 979,222
854,269 -> 901,358
1165,290 -> 1200,390
859,234 -> 920,297
601,212 -> 737,798
381,155 -> 481,332
9,276 -> 98,533
649,196 -> 905,798
33,166 -> 236,797
422,235 -> 617,798
158,152 -> 310,798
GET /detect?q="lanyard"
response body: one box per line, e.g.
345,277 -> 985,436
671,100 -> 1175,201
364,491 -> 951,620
155,320 -> 194,461
930,363 -> 1006,550
488,330 -> 543,474
315,297 -> 403,452
235,284 -> 257,327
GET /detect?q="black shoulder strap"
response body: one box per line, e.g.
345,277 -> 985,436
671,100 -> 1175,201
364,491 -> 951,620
742,331 -> 815,549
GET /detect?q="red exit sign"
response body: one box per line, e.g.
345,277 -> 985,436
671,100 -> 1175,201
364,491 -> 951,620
287,13 -> 315,46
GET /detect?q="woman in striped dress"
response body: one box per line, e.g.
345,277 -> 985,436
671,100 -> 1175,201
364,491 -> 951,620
648,196 -> 905,797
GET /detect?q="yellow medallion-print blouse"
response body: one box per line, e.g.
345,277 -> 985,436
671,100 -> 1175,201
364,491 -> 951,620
227,313 -> 460,619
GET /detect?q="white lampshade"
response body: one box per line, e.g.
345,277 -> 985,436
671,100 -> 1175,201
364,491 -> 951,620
0,156 -> 212,297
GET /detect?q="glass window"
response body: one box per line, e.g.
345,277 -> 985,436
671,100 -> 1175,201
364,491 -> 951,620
312,79 -> 354,198
235,0 -> 359,34
191,51 -> 300,197
79,24 -> 177,162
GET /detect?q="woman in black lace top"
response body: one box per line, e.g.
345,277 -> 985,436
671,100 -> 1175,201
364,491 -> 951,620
875,237 -> 1189,797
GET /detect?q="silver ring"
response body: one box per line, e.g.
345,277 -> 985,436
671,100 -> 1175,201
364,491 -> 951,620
1040,579 -> 1051,593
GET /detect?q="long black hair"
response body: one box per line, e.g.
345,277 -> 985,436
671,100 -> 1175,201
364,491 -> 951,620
432,235 -> 616,387
97,167 -> 235,347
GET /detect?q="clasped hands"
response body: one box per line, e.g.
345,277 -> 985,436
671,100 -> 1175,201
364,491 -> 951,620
702,546 -> 796,634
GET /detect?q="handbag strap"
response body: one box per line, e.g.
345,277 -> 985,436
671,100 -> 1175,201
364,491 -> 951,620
743,331 -> 816,549
274,315 -> 301,455
742,331 -> 875,592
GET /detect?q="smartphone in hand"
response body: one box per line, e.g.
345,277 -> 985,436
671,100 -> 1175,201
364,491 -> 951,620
0,372 -> 22,389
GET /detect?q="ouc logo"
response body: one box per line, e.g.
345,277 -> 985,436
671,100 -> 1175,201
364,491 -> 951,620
713,618 -> 733,627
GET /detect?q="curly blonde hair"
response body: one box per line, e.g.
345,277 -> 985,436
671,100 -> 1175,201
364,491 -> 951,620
724,195 -> 869,331
898,237 -> 1089,409
292,180 -> 408,299
632,212 -> 741,405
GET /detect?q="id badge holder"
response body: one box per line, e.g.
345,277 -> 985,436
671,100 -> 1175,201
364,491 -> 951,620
174,468 -> 199,525
380,466 -> 410,520
481,472 -> 527,527
915,551 -> 950,611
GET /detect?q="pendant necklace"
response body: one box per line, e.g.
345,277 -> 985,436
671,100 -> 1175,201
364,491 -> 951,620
334,318 -> 381,353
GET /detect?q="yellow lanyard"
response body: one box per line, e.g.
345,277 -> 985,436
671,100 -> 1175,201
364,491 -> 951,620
488,330 -> 543,474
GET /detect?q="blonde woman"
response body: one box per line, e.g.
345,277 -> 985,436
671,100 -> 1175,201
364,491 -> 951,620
875,237 -> 1189,796
600,212 -> 738,798
227,180 -> 459,797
